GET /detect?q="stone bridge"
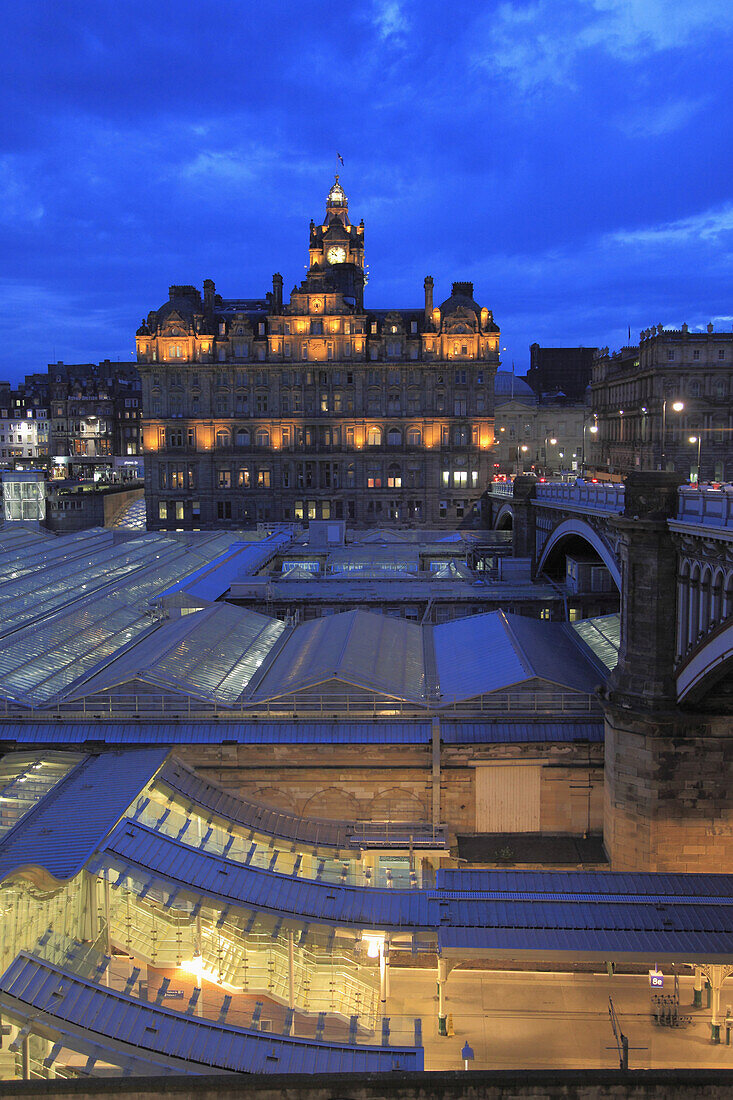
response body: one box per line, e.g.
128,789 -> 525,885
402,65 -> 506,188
483,477 -> 733,711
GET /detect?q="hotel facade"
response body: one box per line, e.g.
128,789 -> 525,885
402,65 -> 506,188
136,179 -> 499,529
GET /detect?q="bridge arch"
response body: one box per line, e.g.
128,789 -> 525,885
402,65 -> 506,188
537,518 -> 621,590
494,502 -> 513,530
677,618 -> 733,705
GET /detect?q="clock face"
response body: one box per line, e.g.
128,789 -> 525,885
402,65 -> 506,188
327,246 -> 346,265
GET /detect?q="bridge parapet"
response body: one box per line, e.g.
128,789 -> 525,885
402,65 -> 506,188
534,481 -> 625,513
677,486 -> 733,531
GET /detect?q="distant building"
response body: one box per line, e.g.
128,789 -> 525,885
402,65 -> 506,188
137,178 -> 500,530
49,360 -> 142,478
527,344 -> 595,402
493,371 -> 589,474
0,377 -> 50,464
591,323 -> 733,480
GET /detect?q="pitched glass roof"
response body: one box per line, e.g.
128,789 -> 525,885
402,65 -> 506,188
0,532 -> 254,707
571,613 -> 621,671
0,751 -> 82,841
252,610 -> 427,702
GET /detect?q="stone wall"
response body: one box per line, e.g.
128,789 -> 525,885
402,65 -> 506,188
177,738 -> 604,840
604,706 -> 733,871
5,1069 -> 733,1099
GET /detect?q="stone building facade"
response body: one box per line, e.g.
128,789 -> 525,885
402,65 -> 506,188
137,179 -> 499,530
49,360 -> 142,476
493,372 -> 589,474
591,324 -> 733,480
0,376 -> 49,464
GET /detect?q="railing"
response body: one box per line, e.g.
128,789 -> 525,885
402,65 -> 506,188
533,481 -> 625,513
3,689 -> 602,721
135,797 -> 443,881
493,479 -> 733,531
677,486 -> 733,531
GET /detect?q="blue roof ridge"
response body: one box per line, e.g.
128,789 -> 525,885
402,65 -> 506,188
497,611 -> 535,680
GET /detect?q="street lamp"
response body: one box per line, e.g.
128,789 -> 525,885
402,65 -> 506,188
661,398 -> 684,470
582,418 -> 598,471
516,443 -> 529,474
689,434 -> 702,484
544,435 -> 557,475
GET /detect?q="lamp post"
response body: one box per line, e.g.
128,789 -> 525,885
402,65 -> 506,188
661,398 -> 684,470
516,443 -> 529,474
582,419 -> 598,471
689,435 -> 702,484
543,436 -> 557,476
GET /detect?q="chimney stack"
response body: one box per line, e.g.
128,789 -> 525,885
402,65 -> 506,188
424,275 -> 434,322
203,279 -> 215,311
272,273 -> 283,313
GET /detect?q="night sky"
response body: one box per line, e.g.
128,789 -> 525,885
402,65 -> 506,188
2,0 -> 733,383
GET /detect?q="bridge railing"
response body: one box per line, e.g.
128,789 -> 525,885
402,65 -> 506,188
533,482 -> 625,513
677,486 -> 733,530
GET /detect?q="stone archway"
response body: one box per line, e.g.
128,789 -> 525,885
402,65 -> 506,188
537,517 -> 621,589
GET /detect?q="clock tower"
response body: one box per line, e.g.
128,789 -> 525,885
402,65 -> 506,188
298,176 -> 365,310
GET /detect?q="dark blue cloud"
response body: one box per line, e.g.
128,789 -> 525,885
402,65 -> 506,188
1,0 -> 732,382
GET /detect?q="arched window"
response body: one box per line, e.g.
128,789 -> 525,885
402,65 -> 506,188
723,571 -> 733,621
689,380 -> 701,398
255,428 -> 270,448
387,428 -> 402,446
688,562 -> 701,649
699,566 -> 713,637
715,379 -> 727,399
345,462 -> 356,487
216,428 -> 231,449
406,427 -> 422,447
367,426 -> 382,446
712,569 -> 725,624
387,462 -> 401,488
236,428 -> 250,447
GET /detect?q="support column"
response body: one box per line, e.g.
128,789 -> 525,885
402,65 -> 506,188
288,932 -> 295,1011
701,964 -> 733,1042
511,475 -> 537,574
194,912 -> 204,1018
379,943 -> 387,1004
437,956 -> 447,1036
431,718 -> 441,831
694,966 -> 703,1008
104,876 -> 112,986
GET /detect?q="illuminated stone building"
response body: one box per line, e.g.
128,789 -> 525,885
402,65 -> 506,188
137,179 -> 499,530
591,324 -> 733,481
49,360 -> 142,477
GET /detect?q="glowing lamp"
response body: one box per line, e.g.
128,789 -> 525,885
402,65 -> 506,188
363,934 -> 385,959
180,951 -> 204,980
672,401 -> 684,412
